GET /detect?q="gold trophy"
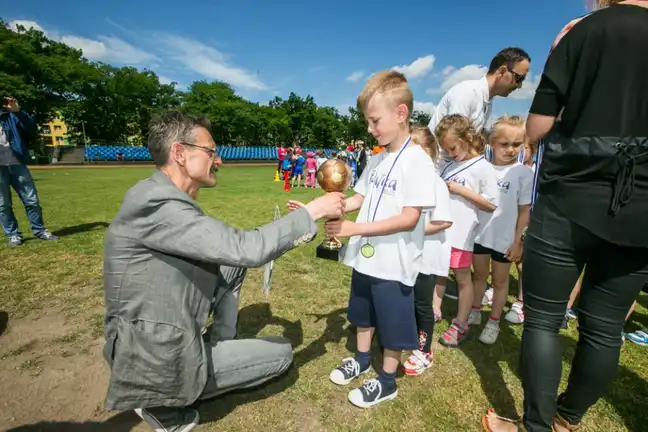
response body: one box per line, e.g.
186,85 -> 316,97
316,159 -> 353,261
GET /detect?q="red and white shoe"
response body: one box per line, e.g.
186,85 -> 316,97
403,350 -> 434,376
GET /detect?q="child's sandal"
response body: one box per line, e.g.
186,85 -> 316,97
553,414 -> 581,431
481,409 -> 524,431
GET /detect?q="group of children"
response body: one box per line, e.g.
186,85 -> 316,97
279,149 -> 327,191
278,146 -> 363,191
318,70 -> 536,408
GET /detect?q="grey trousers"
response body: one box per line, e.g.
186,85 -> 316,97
200,265 -> 293,399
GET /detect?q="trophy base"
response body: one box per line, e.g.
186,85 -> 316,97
316,243 -> 346,261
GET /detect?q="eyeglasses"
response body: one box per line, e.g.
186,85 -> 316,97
179,142 -> 219,160
507,67 -> 526,84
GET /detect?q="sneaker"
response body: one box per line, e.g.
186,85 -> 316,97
468,309 -> 482,326
36,230 -> 59,241
8,235 -> 24,247
444,281 -> 459,300
479,320 -> 501,345
482,286 -> 494,306
329,357 -> 370,385
626,328 -> 648,346
439,323 -> 468,348
134,407 -> 199,432
566,308 -> 578,320
403,350 -> 434,376
348,378 -> 398,408
504,301 -> 524,325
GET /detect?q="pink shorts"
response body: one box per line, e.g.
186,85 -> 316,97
450,247 -> 473,269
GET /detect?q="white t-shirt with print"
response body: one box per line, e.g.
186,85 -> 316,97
475,163 -> 534,254
439,156 -> 498,251
344,144 -> 439,287
418,175 -> 453,277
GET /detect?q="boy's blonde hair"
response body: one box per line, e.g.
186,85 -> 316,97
488,115 -> 526,144
434,114 -> 485,156
410,125 -> 439,160
357,70 -> 413,119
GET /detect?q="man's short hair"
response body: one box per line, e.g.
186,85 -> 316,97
357,70 -> 413,119
148,111 -> 211,167
487,48 -> 531,74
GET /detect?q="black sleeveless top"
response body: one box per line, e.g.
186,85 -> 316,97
529,4 -> 648,248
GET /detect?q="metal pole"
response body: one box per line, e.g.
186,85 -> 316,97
81,120 -> 88,145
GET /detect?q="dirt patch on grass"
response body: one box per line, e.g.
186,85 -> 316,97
0,309 -> 148,430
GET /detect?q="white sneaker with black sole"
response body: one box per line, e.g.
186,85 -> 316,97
348,379 -> 398,408
329,357 -> 371,385
134,407 -> 199,432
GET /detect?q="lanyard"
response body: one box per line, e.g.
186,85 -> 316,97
366,137 -> 411,222
441,156 -> 484,181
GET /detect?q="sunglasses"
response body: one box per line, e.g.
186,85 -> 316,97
507,67 -> 526,84
180,142 -> 219,160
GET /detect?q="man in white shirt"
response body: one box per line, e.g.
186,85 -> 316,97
428,47 -> 531,134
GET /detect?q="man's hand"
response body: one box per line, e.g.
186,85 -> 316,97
286,200 -> 306,212
3,97 -> 20,113
324,219 -> 358,238
304,192 -> 346,221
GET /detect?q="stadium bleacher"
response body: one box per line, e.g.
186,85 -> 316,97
85,146 -> 338,162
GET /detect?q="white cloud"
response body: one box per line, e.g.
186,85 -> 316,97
159,35 -> 267,91
393,55 -> 436,79
346,70 -> 365,82
9,19 -> 157,66
427,64 -> 488,95
158,75 -> 175,85
61,35 -> 158,65
8,20 -> 46,34
413,101 -> 437,115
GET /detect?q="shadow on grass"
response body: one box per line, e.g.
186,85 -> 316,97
0,310 -> 8,338
558,334 -> 648,432
294,307 -> 348,368
52,222 -> 110,237
197,302 -> 304,423
458,274 -> 523,419
7,411 -> 141,431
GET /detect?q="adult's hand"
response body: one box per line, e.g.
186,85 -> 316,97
305,192 -> 346,221
2,97 -> 20,113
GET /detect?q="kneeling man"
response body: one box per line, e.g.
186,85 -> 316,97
103,111 -> 344,431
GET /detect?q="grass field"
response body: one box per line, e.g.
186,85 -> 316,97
1,165 -> 647,432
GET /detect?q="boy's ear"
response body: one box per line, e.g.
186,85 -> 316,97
396,104 -> 409,123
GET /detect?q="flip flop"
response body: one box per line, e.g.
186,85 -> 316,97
481,410 -> 523,432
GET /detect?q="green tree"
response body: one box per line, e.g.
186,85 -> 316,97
0,19 -> 95,123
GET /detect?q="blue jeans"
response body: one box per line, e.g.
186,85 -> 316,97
0,164 -> 46,237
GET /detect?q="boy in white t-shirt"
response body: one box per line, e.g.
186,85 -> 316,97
324,71 -> 438,408
470,116 -> 533,344
402,126 -> 453,376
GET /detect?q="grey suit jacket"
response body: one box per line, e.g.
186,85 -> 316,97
103,170 -> 317,411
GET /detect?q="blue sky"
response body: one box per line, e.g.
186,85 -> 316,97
5,0 -> 588,118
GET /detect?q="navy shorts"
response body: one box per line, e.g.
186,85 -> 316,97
347,270 -> 418,351
293,167 -> 303,176
473,243 -> 510,264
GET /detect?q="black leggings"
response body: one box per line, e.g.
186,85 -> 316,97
521,196 -> 648,431
413,273 -> 437,353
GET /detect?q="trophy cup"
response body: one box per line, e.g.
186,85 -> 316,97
316,159 -> 352,261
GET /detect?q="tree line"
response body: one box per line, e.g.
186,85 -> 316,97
1,19 -> 431,148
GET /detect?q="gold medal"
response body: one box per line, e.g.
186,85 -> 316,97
361,243 -> 375,258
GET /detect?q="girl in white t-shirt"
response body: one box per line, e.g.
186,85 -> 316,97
434,114 -> 498,348
402,126 -> 453,376
470,116 -> 534,344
